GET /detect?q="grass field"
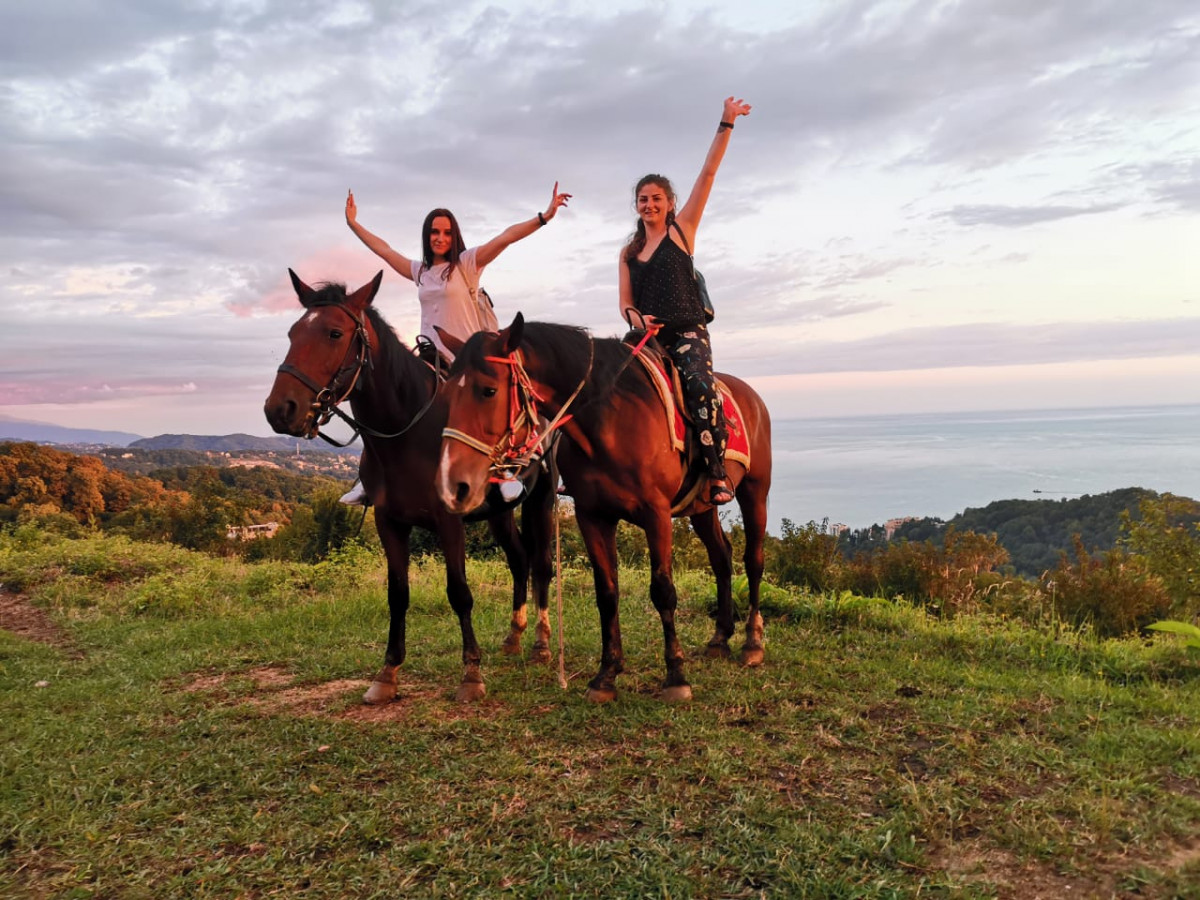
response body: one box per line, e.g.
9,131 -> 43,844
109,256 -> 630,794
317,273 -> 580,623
1,532 -> 1198,898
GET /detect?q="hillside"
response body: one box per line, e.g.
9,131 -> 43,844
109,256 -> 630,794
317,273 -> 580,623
0,416 -> 142,447
129,433 -> 353,455
882,487 -> 1199,576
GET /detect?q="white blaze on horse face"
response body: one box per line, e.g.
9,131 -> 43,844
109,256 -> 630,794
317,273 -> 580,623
455,373 -> 466,388
302,310 -> 320,325
437,445 -> 458,509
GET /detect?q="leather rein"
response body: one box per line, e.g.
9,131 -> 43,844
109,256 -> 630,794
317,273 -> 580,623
276,302 -> 438,447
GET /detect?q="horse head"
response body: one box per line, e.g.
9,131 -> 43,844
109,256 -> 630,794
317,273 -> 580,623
436,313 -> 528,514
264,269 -> 383,438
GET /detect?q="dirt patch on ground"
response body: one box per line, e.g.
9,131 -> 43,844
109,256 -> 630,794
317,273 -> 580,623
0,588 -> 82,657
176,666 -> 514,723
927,835 -> 1200,899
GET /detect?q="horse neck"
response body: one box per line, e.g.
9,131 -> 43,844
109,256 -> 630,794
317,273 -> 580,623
349,330 -> 435,429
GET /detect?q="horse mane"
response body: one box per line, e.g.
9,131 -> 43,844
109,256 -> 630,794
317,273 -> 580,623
300,282 -> 431,410
451,321 -> 657,412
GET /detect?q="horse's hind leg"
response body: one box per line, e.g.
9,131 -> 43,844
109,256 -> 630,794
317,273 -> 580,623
520,473 -> 555,664
690,507 -> 735,659
365,517 -> 412,705
487,511 -> 531,658
737,479 -> 769,668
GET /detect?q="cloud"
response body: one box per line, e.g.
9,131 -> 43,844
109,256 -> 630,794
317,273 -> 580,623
937,202 -> 1124,228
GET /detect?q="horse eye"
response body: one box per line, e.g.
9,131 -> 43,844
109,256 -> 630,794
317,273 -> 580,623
482,386 -> 498,399
329,329 -> 344,340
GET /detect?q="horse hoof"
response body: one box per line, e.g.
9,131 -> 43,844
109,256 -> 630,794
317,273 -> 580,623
363,681 -> 396,705
528,646 -> 552,665
661,684 -> 693,704
501,635 -> 522,656
704,642 -> 732,659
741,648 -> 765,668
455,681 -> 487,703
585,687 -> 617,704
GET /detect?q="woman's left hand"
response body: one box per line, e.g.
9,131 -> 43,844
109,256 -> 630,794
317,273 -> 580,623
723,96 -> 752,120
542,181 -> 572,221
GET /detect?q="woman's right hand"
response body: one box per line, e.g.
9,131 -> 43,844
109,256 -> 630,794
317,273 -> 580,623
345,190 -> 358,225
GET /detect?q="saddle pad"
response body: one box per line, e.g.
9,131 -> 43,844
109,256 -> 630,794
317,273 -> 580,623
634,354 -> 751,469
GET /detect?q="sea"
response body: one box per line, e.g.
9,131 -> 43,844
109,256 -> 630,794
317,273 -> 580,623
764,403 -> 1200,533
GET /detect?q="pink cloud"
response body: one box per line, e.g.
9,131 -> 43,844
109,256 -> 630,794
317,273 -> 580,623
228,246 -> 394,318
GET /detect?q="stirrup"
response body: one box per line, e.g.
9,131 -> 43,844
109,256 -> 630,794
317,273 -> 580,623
710,479 -> 734,506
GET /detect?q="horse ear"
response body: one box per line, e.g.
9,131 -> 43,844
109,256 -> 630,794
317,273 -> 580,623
500,312 -> 525,354
346,270 -> 384,312
434,326 -> 464,357
289,268 -> 315,305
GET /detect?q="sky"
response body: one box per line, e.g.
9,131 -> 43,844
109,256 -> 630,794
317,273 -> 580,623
1,0 -> 1198,439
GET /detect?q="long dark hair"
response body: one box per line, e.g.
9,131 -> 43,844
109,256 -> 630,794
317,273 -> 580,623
623,174 -> 677,263
417,208 -> 468,284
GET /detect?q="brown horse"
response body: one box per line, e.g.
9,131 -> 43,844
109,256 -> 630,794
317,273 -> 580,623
264,272 -> 555,703
437,314 -> 773,703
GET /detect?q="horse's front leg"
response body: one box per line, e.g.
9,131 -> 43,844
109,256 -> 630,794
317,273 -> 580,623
520,473 -> 556,664
487,510 -> 538,660
439,516 -> 486,702
644,512 -> 691,702
365,516 -> 412,705
577,513 -> 624,703
690,507 -> 735,659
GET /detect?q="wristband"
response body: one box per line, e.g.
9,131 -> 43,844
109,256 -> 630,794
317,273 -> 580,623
537,212 -> 547,227
718,121 -> 734,131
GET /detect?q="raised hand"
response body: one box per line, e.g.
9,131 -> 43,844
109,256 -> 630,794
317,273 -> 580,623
542,181 -> 572,221
345,190 -> 358,225
723,96 -> 752,120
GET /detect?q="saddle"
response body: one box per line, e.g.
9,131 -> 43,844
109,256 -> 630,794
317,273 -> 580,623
621,332 -> 751,511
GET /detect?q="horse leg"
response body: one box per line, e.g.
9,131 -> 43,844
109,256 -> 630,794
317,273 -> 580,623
438,516 -> 486,702
690,508 -> 735,659
521,474 -> 556,664
577,514 -> 624,703
737,479 -> 769,668
487,511 -> 531,658
364,516 -> 412,705
644,513 -> 692,703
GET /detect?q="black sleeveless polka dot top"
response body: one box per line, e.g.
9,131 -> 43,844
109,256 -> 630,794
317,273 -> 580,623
627,237 -> 705,330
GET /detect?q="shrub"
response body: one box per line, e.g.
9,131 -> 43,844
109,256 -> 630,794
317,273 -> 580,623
1043,537 -> 1172,637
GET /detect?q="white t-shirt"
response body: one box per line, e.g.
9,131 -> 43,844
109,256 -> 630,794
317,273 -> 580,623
410,247 -> 497,359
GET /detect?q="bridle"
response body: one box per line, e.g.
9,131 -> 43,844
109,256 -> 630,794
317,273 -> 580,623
442,339 -> 594,482
277,302 -> 437,447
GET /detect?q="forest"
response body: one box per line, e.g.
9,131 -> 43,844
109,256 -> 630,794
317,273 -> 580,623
2,440 -> 1197,638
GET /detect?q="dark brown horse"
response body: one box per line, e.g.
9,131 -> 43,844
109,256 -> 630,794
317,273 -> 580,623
437,314 -> 772,703
264,272 -> 554,703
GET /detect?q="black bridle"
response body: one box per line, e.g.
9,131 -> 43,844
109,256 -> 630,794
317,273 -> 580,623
276,302 -> 436,447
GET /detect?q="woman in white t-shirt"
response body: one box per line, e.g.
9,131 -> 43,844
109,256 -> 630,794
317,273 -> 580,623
345,185 -> 570,359
339,185 -> 570,504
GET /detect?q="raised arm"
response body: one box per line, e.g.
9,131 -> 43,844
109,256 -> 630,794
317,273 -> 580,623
474,182 -> 571,268
345,190 -> 416,282
673,97 -> 752,247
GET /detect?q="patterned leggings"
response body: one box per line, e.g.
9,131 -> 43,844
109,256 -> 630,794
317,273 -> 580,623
661,325 -> 727,478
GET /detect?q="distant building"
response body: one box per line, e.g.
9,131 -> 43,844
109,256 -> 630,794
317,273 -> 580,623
883,516 -> 919,539
226,522 -> 280,541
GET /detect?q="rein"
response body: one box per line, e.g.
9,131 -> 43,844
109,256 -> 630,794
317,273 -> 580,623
442,338 -> 595,481
276,302 -> 439,446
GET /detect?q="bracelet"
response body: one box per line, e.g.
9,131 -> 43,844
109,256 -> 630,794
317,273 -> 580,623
537,212 -> 547,227
718,120 -> 734,131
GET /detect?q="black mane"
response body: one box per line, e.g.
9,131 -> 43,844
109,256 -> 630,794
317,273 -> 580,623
451,321 -> 657,411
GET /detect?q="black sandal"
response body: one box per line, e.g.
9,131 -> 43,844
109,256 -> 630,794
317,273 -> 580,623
710,479 -> 734,506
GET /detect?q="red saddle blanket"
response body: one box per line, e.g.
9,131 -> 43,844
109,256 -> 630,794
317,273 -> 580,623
634,354 -> 751,469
